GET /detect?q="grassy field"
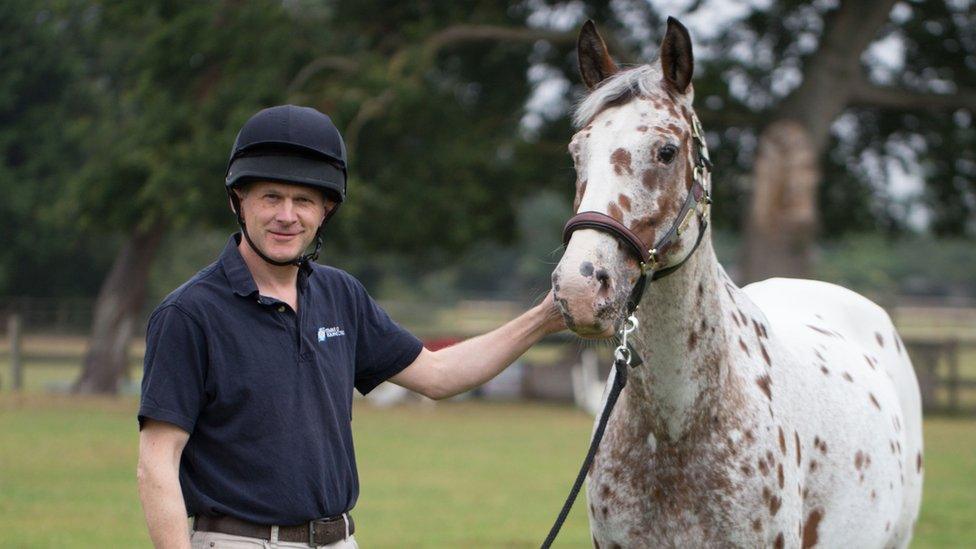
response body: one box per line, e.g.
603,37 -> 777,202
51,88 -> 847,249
0,396 -> 973,548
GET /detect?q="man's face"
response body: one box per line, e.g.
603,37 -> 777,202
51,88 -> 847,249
235,181 -> 336,262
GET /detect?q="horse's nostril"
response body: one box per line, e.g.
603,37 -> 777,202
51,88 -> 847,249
595,268 -> 611,290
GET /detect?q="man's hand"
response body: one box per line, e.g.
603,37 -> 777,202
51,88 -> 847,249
535,288 -> 568,336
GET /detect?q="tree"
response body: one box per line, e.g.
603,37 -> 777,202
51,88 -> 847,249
0,2 -> 110,298
67,0 -> 585,393
739,0 -> 976,280
68,1 -> 315,393
6,1 -> 971,393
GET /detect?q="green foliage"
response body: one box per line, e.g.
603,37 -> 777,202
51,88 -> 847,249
816,234 -> 976,298
1,1 -> 973,299
62,0 -> 312,233
0,2 -> 114,296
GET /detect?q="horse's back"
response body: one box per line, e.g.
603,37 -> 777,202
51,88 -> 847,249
743,277 -> 923,546
743,277 -> 921,429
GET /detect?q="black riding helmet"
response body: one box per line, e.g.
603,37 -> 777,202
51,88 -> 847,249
225,105 -> 348,267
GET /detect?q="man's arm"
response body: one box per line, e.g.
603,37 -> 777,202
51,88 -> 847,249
390,290 -> 566,400
137,419 -> 191,549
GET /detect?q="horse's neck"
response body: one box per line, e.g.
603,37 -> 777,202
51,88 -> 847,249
626,234 -> 738,442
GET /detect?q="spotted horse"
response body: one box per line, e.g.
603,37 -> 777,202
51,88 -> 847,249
551,18 -> 923,549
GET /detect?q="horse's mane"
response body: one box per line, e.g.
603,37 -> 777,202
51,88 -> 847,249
573,65 -> 662,129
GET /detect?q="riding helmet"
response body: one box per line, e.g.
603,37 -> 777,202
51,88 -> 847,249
225,105 -> 347,203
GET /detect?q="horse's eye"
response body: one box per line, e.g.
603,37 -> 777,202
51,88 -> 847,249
657,144 -> 678,164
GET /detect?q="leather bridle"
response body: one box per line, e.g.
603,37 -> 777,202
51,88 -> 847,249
561,113 -> 713,317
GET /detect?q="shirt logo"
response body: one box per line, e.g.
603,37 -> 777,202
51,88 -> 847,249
318,326 -> 346,342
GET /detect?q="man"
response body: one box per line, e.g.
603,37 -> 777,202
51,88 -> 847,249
136,105 -> 566,548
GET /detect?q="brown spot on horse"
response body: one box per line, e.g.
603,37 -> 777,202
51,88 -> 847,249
611,148 -> 632,176
778,427 -> 786,454
916,452 -> 923,472
842,372 -> 854,383
868,393 -> 881,410
607,202 -> 624,222
774,533 -> 784,549
573,179 -> 587,213
875,332 -> 884,347
756,375 -> 772,400
807,324 -> 835,337
794,431 -> 801,466
802,508 -> 824,548
752,319 -> 763,339
618,193 -> 632,212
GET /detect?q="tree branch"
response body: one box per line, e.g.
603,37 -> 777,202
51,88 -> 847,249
343,89 -> 395,162
287,55 -> 360,96
390,24 -> 634,78
850,81 -> 976,111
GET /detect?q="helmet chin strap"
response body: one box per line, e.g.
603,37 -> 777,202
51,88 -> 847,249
228,188 -> 332,267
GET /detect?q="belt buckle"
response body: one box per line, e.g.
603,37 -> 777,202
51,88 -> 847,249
308,514 -> 349,546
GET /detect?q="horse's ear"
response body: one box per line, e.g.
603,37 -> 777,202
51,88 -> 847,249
578,20 -> 618,90
660,16 -> 694,94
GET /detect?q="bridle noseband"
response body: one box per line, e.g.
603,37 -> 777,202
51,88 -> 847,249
561,113 -> 713,316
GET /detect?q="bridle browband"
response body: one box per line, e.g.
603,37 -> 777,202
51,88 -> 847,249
561,113 -> 713,316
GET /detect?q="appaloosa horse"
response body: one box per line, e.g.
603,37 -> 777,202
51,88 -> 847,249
552,18 -> 923,548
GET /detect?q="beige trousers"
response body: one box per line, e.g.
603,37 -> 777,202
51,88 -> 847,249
190,529 -> 359,549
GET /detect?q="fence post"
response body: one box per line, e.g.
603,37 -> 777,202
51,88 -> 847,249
947,339 -> 959,414
8,314 -> 23,391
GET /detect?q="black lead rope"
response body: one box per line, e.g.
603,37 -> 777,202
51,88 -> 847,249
540,356 -> 629,549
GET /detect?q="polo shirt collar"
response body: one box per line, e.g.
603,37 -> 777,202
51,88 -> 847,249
221,233 -> 259,297
220,233 -> 314,297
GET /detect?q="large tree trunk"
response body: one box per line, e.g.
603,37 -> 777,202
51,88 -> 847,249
742,120 -> 821,281
72,222 -> 165,394
741,0 -> 898,282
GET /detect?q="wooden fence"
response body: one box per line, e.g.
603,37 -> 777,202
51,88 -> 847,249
906,337 -> 976,415
3,304 -> 976,414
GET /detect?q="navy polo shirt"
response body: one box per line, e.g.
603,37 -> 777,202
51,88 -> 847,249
138,234 -> 423,525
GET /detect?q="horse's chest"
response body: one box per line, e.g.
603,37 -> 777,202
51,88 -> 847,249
588,424 -> 749,546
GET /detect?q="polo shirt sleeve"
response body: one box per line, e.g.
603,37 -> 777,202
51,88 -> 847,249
138,304 -> 208,434
352,283 -> 424,395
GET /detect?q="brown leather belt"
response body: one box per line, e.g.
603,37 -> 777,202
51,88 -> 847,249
193,513 -> 354,546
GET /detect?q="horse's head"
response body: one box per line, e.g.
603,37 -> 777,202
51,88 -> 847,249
553,17 -> 710,338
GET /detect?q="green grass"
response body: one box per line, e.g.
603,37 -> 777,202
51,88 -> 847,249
914,417 -> 976,547
0,397 -> 973,548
